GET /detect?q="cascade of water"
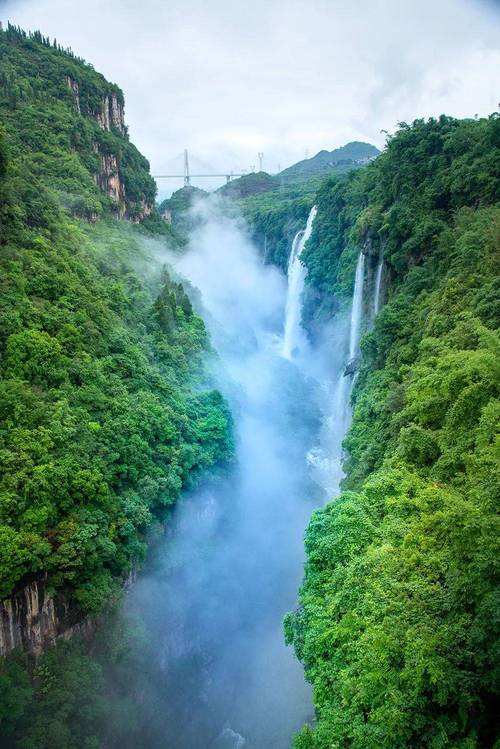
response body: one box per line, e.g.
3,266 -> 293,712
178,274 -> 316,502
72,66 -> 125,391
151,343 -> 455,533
373,247 -> 384,316
307,250 -> 366,498
117,202 -> 316,748
282,205 -> 317,359
348,251 -> 365,363
336,250 -> 366,457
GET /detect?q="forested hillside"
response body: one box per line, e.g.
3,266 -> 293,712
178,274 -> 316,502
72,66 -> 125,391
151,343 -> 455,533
279,141 -> 380,179
1,18 -> 498,749
0,25 -> 233,748
285,115 -> 500,748
0,25 -> 232,620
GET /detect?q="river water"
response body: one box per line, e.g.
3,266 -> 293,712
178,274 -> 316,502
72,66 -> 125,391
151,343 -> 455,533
110,201 -> 365,748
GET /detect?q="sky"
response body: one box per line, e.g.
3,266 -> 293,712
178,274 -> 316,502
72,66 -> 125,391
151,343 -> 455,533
1,0 -> 500,192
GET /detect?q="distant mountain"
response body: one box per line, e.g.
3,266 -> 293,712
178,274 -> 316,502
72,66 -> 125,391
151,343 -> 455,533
158,185 -> 208,216
158,185 -> 208,235
280,141 -> 380,178
207,142 -> 381,207
216,171 -> 275,199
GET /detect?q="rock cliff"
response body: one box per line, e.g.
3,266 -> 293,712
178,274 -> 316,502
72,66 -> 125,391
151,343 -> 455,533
96,92 -> 126,134
0,576 -> 93,657
0,26 -> 155,222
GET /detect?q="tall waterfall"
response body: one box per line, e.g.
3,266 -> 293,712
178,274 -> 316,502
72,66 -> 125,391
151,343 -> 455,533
373,247 -> 384,317
335,250 -> 366,469
307,250 -> 366,498
348,251 -> 365,363
282,205 -> 317,359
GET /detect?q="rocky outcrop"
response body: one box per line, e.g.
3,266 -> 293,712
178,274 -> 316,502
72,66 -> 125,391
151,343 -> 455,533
131,199 -> 153,223
94,151 -> 154,220
66,76 -> 81,114
97,152 -> 126,215
65,76 -> 153,221
160,207 -> 172,224
96,93 -> 125,134
0,576 -> 93,657
361,234 -> 387,319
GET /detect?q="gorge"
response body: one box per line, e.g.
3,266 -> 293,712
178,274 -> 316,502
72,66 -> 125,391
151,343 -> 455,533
0,21 -> 499,749
98,198 -> 379,748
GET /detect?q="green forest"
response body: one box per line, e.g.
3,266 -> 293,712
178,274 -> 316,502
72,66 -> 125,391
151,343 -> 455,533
0,26 -> 232,747
284,115 -> 500,748
0,17 -> 499,749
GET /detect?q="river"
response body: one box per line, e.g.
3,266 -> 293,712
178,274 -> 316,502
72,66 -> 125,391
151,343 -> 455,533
108,200 -> 365,748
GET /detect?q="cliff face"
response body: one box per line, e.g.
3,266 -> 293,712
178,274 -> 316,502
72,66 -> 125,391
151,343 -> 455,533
0,577 -> 92,657
66,75 -> 81,113
1,26 -> 156,221
97,152 -> 127,217
96,92 -> 126,134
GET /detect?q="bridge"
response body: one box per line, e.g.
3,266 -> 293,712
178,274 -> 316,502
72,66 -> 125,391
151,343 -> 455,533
153,150 -> 257,186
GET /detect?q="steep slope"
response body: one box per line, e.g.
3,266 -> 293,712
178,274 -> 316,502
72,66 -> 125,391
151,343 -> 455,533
0,24 -> 155,221
0,26 -> 233,648
285,115 -> 500,748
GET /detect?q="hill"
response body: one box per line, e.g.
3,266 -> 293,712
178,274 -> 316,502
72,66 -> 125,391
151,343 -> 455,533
285,114 -> 500,749
280,140 -> 380,179
0,24 -> 155,221
0,24 -> 232,625
215,170 -> 276,199
158,184 -> 209,236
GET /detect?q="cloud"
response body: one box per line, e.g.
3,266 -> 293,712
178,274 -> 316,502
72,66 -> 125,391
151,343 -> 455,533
2,0 -> 499,192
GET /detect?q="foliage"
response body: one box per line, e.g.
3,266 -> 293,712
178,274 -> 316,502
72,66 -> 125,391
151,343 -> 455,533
0,641 -> 106,749
0,24 -> 155,220
0,190 -> 233,606
286,117 -> 500,748
0,44 -> 233,610
158,184 -> 208,239
241,192 -> 313,272
216,171 -> 276,199
302,115 -> 500,304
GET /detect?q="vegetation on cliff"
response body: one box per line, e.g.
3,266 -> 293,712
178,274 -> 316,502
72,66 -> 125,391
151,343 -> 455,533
157,184 -> 208,239
285,115 -> 500,748
0,25 -> 233,748
0,23 -> 155,220
0,27 -> 233,614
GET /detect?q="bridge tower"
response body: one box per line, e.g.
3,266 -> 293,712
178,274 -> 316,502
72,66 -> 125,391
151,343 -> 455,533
183,149 -> 191,187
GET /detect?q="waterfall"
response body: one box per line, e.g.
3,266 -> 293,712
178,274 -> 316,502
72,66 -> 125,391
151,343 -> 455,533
348,251 -> 365,363
282,205 -> 317,359
307,250 -> 366,498
334,251 -> 366,468
373,246 -> 384,316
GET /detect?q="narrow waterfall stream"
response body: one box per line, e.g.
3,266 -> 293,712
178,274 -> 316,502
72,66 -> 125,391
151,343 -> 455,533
373,246 -> 384,317
306,250 -> 366,497
282,205 -> 317,359
348,251 -> 366,363
109,203 -> 365,749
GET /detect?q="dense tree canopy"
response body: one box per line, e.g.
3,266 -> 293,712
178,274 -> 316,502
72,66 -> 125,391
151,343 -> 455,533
286,116 -> 500,749
0,24 -> 156,220
0,27 -> 234,746
0,31 -> 233,613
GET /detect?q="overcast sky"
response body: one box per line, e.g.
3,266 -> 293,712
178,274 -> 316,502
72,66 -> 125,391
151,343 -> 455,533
1,0 -> 500,192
